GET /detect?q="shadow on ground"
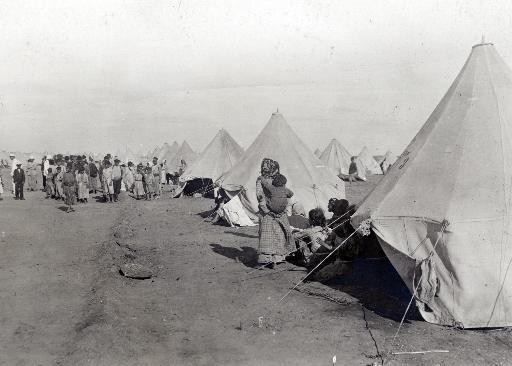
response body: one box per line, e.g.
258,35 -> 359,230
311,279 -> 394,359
323,257 -> 421,322
223,231 -> 259,239
209,243 -> 258,268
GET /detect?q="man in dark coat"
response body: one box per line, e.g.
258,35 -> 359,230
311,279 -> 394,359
13,163 -> 25,200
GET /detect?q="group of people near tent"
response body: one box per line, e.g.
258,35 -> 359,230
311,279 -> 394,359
0,152 -> 190,211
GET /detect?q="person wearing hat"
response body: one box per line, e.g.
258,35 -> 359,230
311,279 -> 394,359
42,155 -> 51,191
112,158 -> 122,202
9,153 -> 20,196
26,156 -> 38,191
13,163 -> 25,200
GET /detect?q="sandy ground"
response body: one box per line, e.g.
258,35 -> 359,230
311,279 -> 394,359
1,171 -> 511,365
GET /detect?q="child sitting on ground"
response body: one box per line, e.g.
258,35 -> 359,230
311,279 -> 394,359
294,208 -> 333,267
260,173 -> 294,216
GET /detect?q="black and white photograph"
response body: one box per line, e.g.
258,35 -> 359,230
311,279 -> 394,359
1,1 -> 512,365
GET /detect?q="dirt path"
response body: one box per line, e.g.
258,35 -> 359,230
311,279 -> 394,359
0,188 -> 120,366
1,181 -> 512,365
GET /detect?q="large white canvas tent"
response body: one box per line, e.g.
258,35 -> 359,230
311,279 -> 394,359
166,141 -> 198,173
352,42 -> 512,328
175,129 -> 244,197
219,112 -> 345,225
157,141 -> 179,163
180,129 -> 244,183
319,138 -> 352,175
357,146 -> 383,175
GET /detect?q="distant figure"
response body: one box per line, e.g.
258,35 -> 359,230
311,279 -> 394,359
45,167 -> 55,199
102,160 -> 114,203
151,157 -> 162,198
62,164 -> 77,213
42,155 -> 50,190
143,166 -> 154,200
13,163 -> 25,200
88,158 -> 101,193
9,153 -> 20,196
54,166 -> 64,200
26,157 -> 38,191
123,162 -> 135,193
348,156 -> 358,183
112,158 -> 122,202
133,164 -> 145,200
77,166 -> 89,203
0,174 -> 4,200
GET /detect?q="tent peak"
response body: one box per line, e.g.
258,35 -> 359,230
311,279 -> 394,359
472,41 -> 493,49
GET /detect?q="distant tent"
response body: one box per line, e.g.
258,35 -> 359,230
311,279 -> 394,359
165,141 -> 198,173
314,148 -> 321,158
219,112 -> 345,225
352,42 -> 512,328
358,146 -> 383,175
176,129 -> 244,197
319,138 -> 352,175
380,150 -> 397,173
157,141 -> 179,163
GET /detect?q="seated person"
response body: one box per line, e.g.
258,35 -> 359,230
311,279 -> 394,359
260,173 -> 293,216
288,202 -> 309,229
294,208 -> 332,267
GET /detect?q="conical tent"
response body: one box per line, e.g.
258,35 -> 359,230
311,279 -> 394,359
319,138 -> 352,175
220,112 -> 345,223
166,141 -> 198,173
180,129 -> 244,182
314,148 -> 321,158
380,150 -> 397,173
352,43 -> 512,328
358,146 -> 383,175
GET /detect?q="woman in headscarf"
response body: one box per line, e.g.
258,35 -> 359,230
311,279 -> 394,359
256,158 -> 293,267
62,163 -> 77,213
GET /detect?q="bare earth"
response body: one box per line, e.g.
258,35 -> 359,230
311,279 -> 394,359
1,172 -> 511,365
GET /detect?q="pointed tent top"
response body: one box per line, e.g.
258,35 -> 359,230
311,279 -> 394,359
473,36 -> 493,48
180,128 -> 244,182
220,112 -> 345,218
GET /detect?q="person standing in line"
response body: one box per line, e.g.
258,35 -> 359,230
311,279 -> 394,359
143,165 -> 154,200
133,164 -> 145,200
25,156 -> 38,191
13,163 -> 25,200
62,163 -> 77,213
76,166 -> 89,203
88,158 -> 100,194
54,166 -> 64,200
160,161 -> 167,185
123,161 -> 135,193
9,153 -> 20,196
151,157 -> 162,199
101,160 -> 114,202
42,155 -> 50,191
45,167 -> 55,199
112,158 -> 122,202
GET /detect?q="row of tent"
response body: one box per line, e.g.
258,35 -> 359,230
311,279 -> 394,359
178,42 -> 512,329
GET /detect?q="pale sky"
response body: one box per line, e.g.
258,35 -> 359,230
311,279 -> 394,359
1,0 -> 512,156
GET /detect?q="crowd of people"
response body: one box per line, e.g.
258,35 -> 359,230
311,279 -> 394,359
0,152 -> 188,212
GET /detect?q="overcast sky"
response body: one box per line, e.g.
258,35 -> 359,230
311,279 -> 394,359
1,0 -> 512,156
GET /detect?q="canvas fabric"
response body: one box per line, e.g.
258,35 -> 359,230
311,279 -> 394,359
352,43 -> 512,328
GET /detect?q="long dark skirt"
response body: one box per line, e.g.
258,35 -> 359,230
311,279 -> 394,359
257,212 -> 293,264
63,185 -> 76,206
